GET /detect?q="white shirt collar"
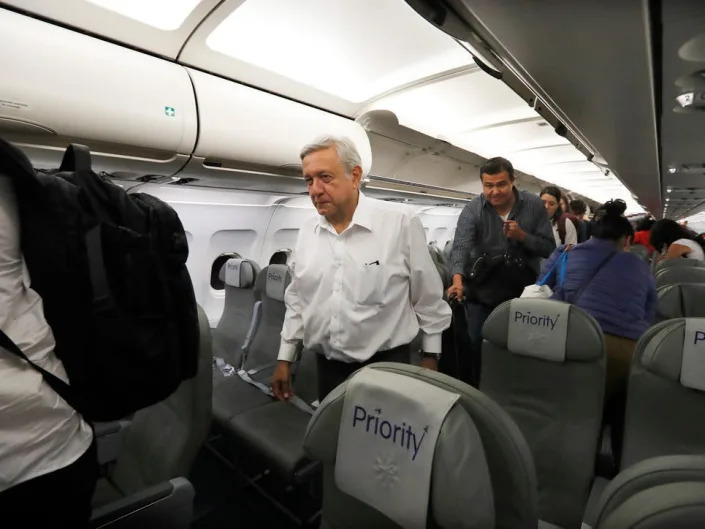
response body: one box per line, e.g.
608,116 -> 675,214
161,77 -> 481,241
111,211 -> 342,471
315,191 -> 372,234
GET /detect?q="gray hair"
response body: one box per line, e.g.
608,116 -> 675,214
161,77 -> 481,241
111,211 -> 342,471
300,136 -> 362,177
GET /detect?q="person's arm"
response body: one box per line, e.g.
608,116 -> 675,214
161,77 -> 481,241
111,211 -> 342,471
521,209 -> 556,258
272,252 -> 303,400
663,242 -> 693,260
447,204 -> 477,301
408,216 -> 452,370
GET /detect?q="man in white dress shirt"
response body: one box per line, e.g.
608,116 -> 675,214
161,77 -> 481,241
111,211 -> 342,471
271,137 -> 452,401
0,174 -> 97,525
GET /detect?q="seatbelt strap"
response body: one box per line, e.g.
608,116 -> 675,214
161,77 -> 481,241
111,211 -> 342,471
240,301 -> 262,364
237,368 -> 316,415
0,329 -> 79,411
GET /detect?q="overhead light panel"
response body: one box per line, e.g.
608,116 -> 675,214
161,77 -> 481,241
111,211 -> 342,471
206,0 -> 473,103
85,0 -> 201,30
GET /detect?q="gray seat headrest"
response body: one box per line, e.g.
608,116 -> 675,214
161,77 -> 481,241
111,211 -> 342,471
263,264 -> 291,302
654,258 -> 705,275
219,258 -> 258,288
655,267 -> 705,288
483,300 -> 604,362
638,318 -> 705,391
657,283 -> 705,319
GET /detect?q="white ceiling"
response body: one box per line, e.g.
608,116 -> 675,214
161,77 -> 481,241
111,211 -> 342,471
1,0 -> 645,211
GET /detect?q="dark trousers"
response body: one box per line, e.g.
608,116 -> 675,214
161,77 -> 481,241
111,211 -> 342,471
464,302 -> 494,388
0,437 -> 98,528
316,343 -> 411,401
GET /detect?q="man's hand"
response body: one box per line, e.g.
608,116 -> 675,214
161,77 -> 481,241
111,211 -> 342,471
503,220 -> 526,241
271,360 -> 293,401
446,274 -> 464,303
420,356 -> 439,371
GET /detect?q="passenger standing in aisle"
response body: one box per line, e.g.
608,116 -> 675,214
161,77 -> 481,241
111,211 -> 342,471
0,174 -> 97,527
446,157 -> 555,386
271,137 -> 452,401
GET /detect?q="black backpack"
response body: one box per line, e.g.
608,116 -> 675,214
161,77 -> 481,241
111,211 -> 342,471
0,138 -> 199,422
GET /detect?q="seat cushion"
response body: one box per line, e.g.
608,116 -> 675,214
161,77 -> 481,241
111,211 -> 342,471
228,401 -> 313,480
92,477 -> 123,509
212,374 -> 274,427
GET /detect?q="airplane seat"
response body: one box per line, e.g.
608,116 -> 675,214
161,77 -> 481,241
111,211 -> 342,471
654,266 -> 705,288
656,283 -> 705,321
626,244 -> 649,262
480,298 -> 606,529
442,239 -> 453,264
90,304 -> 213,527
620,318 -> 705,470
594,482 -> 705,529
211,265 -> 292,428
213,257 -> 262,368
226,348 -> 321,482
304,362 -> 540,529
653,257 -> 705,275
583,455 -> 705,529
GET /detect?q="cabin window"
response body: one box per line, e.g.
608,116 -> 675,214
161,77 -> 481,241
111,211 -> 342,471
269,249 -> 292,265
210,252 -> 242,290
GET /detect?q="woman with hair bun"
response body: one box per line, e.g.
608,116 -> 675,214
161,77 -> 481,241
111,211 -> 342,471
540,199 -> 657,466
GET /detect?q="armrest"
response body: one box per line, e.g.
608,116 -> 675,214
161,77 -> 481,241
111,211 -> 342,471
94,420 -> 131,465
90,477 -> 194,529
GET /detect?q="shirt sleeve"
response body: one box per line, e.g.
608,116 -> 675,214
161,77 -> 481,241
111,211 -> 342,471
522,204 -> 556,258
278,250 -> 304,362
450,204 -> 477,277
408,216 -> 452,353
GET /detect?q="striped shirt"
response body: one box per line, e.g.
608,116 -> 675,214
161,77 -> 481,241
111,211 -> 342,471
450,189 -> 556,278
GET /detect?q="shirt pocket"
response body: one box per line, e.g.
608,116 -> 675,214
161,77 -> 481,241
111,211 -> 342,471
349,260 -> 384,306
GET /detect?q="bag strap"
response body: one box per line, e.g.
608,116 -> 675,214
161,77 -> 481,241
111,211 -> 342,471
569,251 -> 618,304
0,329 -> 79,411
537,250 -> 569,286
59,143 -> 92,172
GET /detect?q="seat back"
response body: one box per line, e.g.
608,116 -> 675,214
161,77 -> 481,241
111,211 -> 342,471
654,266 -> 705,288
110,305 -> 213,493
213,258 -> 261,368
304,363 -> 538,529
653,257 -> 705,275
593,455 -> 705,528
243,264 -> 291,371
481,299 -> 606,529
627,244 -> 649,262
596,482 -> 705,529
621,318 -> 705,469
657,283 -> 705,320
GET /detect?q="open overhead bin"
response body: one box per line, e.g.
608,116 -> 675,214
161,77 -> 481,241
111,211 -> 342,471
0,8 -> 198,175
181,68 -> 372,192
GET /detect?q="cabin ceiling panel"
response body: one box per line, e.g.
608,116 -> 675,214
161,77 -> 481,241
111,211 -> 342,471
659,0 -> 705,219
421,0 -> 658,214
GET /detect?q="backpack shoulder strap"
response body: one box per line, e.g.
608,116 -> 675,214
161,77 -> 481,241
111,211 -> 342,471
0,329 -> 79,412
59,143 -> 92,172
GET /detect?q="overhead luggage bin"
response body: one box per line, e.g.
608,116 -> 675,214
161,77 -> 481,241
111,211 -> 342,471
183,68 -> 372,192
0,0 -> 221,59
0,9 -> 198,175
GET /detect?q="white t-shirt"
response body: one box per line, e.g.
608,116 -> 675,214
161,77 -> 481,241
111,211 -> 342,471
673,238 -> 705,261
0,175 -> 93,492
551,218 -> 578,246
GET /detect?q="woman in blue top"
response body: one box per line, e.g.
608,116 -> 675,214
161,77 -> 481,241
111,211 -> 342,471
540,199 -> 657,466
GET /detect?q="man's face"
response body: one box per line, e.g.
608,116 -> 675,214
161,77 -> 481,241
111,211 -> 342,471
303,147 -> 361,219
481,170 -> 514,210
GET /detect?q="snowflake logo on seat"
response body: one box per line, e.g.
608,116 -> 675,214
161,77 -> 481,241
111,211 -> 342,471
527,329 -> 547,346
374,453 -> 399,488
